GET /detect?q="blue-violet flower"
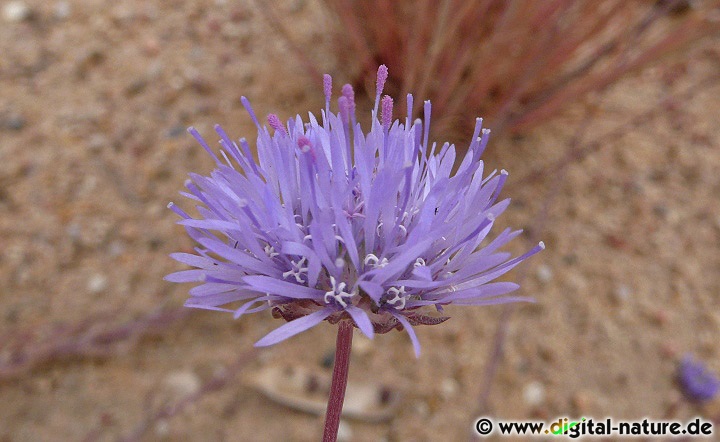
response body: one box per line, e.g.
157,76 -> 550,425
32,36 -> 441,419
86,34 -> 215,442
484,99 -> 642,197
678,355 -> 720,402
166,66 -> 543,356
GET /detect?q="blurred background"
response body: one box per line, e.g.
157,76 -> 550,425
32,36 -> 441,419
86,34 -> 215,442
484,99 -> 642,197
1,0 -> 719,440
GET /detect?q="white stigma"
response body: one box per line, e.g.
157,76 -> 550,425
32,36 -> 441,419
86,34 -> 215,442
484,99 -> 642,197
264,244 -> 279,258
324,276 -> 356,308
384,286 -> 407,310
282,257 -> 309,283
364,254 -> 388,269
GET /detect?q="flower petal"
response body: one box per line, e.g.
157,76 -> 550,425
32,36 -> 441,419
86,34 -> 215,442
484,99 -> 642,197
164,269 -> 205,283
243,275 -> 325,301
254,307 -> 335,347
346,305 -> 374,339
358,281 -> 384,303
391,312 -> 421,358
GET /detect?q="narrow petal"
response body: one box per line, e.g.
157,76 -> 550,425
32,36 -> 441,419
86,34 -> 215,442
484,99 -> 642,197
234,297 -> 271,319
369,238 -> 434,284
198,237 -> 278,276
428,282 -> 520,303
391,312 -> 421,358
254,307 -> 335,347
187,291 -> 256,307
184,303 -> 234,313
164,269 -> 205,283
346,305 -> 374,339
451,295 -> 534,306
358,281 -> 384,303
169,252 -> 216,268
411,265 -> 432,281
243,275 -> 325,300
188,283 -> 235,297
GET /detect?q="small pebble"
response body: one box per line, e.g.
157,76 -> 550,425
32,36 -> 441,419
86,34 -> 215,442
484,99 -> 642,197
613,284 -> 631,303
108,240 -> 126,257
351,332 -> 372,357
66,222 -> 81,241
562,254 -> 578,265
413,400 -> 430,417
87,133 -> 108,152
80,219 -> 113,247
660,342 -> 677,361
221,23 -> 244,39
164,370 -> 201,398
337,420 -> 353,442
33,377 -> 53,394
154,419 -> 170,437
3,1 -> 32,22
566,273 -> 588,292
142,38 -> 160,57
2,115 -> 25,131
440,377 -> 459,399
536,265 -> 553,283
87,273 -> 108,294
523,381 -> 545,407
649,309 -> 669,326
207,17 -> 221,33
320,350 -> 334,369
125,78 -> 148,97
75,49 -> 106,78
166,125 -> 185,138
572,390 -> 593,413
230,6 -> 251,22
653,205 -> 668,219
537,344 -> 556,362
289,0 -> 306,13
54,1 -> 70,20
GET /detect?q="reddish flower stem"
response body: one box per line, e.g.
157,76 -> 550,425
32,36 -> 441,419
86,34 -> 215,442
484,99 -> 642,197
322,320 -> 353,442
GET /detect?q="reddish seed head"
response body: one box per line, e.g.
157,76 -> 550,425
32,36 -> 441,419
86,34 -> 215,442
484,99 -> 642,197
381,95 -> 393,130
376,65 -> 388,98
267,114 -> 286,134
297,135 -> 312,153
341,84 -> 355,105
323,74 -> 332,103
338,96 -> 350,124
341,84 -> 355,124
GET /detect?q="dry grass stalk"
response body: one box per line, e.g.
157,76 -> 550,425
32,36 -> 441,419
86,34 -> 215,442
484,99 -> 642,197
0,307 -> 188,381
319,0 -> 720,137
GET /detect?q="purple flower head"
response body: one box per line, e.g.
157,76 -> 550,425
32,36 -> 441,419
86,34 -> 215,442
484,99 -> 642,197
678,355 -> 720,402
166,66 -> 543,357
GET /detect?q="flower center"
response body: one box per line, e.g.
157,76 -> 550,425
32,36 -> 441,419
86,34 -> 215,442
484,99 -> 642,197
282,257 -> 309,283
364,253 -> 388,268
382,286 -> 407,310
323,276 -> 356,308
264,244 -> 279,258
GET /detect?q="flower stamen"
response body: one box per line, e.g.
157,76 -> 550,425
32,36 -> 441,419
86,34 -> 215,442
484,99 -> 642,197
364,254 -> 389,268
324,276 -> 356,308
264,244 -> 279,258
282,257 -> 309,283
383,286 -> 407,310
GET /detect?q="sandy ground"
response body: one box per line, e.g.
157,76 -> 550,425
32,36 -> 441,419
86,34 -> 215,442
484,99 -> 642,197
1,1 -> 719,441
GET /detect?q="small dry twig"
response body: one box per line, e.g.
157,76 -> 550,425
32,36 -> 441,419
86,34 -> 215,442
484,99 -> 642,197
0,307 -> 189,381
114,349 -> 258,442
